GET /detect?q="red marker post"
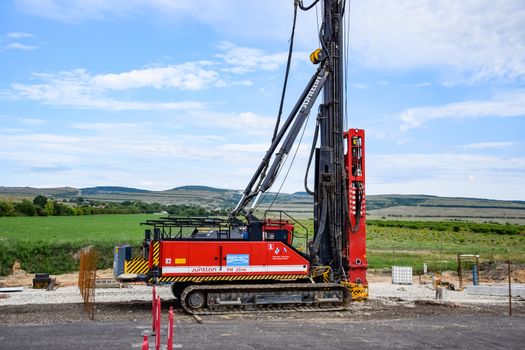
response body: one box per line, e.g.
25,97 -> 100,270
151,286 -> 157,332
142,333 -> 149,350
155,295 -> 161,350
167,306 -> 174,350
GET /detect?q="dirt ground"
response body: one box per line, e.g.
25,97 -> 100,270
0,297 -> 522,325
1,262 -> 524,349
0,265 -> 115,288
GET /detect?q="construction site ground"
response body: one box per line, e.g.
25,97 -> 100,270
1,268 -> 524,349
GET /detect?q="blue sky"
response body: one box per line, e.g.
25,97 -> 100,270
1,0 -> 524,200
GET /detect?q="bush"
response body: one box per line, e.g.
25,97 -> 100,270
0,200 -> 16,216
14,199 -> 36,216
0,240 -> 118,276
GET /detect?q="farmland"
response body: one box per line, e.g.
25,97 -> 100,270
1,214 -> 523,276
290,218 -> 525,273
0,214 -> 157,243
0,214 -> 155,275
364,220 -> 525,273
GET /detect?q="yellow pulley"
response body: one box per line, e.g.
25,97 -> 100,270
310,48 -> 323,64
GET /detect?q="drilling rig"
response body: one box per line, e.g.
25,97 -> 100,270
117,0 -> 367,314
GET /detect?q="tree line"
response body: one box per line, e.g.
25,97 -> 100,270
368,219 -> 524,235
0,195 -> 228,217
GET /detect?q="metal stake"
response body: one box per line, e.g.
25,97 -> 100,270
507,260 -> 512,317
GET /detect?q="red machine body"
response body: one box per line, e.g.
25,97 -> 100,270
145,220 -> 310,284
159,240 -> 308,279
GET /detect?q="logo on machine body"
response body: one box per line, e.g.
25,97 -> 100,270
226,254 -> 250,266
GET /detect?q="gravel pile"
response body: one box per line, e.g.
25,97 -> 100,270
0,282 -> 516,307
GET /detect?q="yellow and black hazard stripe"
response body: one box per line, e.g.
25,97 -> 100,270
341,281 -> 368,301
152,241 -> 160,267
350,284 -> 368,301
124,258 -> 149,274
150,274 -> 307,283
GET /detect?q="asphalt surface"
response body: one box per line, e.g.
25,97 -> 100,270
0,301 -> 524,349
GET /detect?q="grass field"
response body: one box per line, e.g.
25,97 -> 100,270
0,214 -> 156,275
1,214 -> 524,276
294,218 -> 525,273
365,221 -> 525,272
0,214 -> 157,243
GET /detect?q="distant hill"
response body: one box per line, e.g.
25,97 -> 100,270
366,194 -> 525,223
1,186 -> 524,223
80,186 -> 150,195
170,185 -> 228,193
367,194 -> 525,210
0,186 -> 79,199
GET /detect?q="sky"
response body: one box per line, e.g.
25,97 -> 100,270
0,0 -> 524,200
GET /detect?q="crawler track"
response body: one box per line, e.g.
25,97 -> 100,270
180,282 -> 350,315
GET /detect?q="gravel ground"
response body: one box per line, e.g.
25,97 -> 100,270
1,281 -> 523,349
2,276 -> 523,349
1,282 -> 523,307
0,284 -> 173,306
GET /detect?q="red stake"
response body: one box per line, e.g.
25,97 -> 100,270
167,306 -> 174,350
142,333 -> 149,350
155,295 -> 161,350
151,286 -> 157,332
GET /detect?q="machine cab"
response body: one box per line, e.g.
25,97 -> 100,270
262,220 -> 294,245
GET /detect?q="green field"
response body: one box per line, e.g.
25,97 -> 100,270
1,214 -> 524,276
365,220 -> 525,272
0,214 -> 157,243
0,214 -> 156,275
294,219 -> 525,273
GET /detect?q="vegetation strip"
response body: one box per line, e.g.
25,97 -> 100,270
0,214 -> 523,276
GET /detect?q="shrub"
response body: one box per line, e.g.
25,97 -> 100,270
14,199 -> 36,216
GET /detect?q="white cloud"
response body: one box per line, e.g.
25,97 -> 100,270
14,1 -> 525,84
8,82 -> 203,111
216,42 -> 290,74
5,42 -> 38,50
220,143 -> 269,153
69,122 -> 141,131
5,68 -> 205,111
14,0 -> 299,42
463,142 -> 518,150
89,62 -> 221,91
7,32 -> 34,39
0,121 -> 273,181
351,83 -> 368,90
399,90 -> 525,131
3,43 -> 290,110
368,153 -> 525,199
350,0 -> 525,83
186,110 -> 276,136
14,0 -> 142,22
19,118 -> 47,126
